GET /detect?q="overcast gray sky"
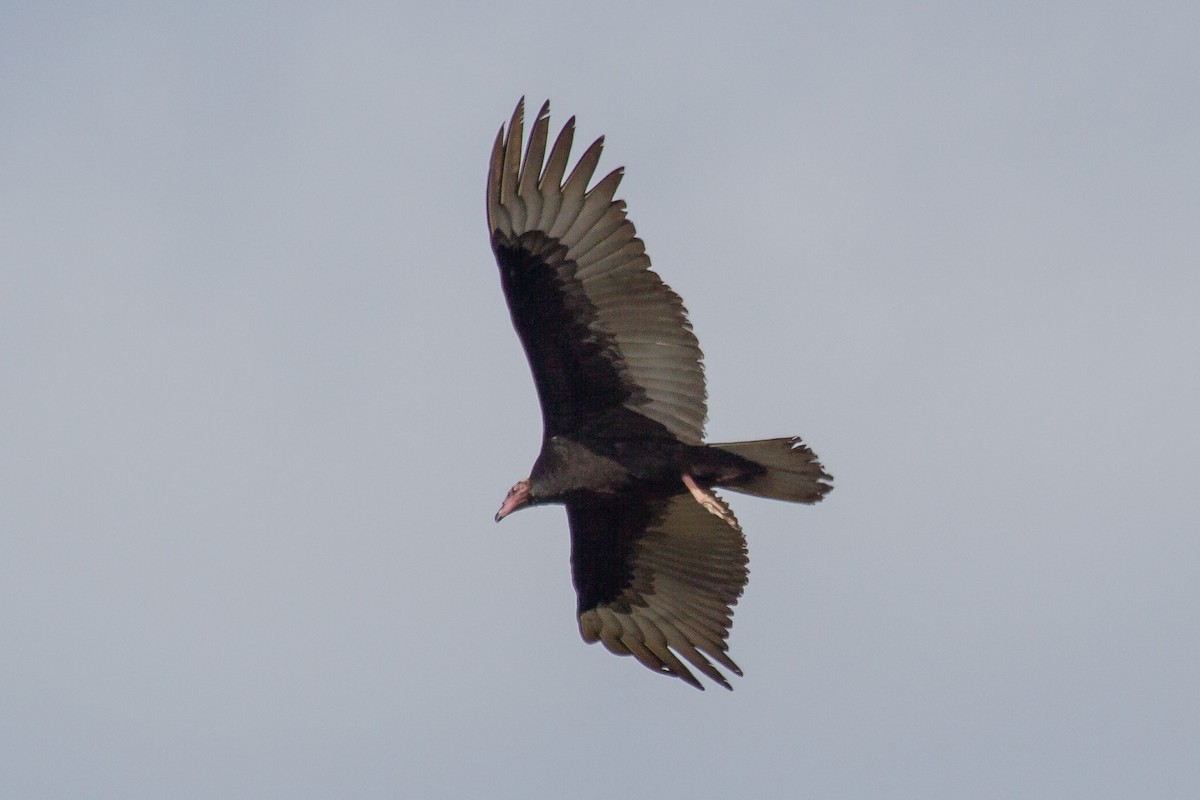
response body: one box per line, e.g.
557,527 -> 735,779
2,2 -> 1197,798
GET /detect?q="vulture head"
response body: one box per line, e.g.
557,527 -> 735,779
494,478 -> 532,522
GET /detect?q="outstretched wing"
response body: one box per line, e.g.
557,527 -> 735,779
567,491 -> 748,690
487,99 -> 707,443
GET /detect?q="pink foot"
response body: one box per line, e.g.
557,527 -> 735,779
682,474 -> 739,528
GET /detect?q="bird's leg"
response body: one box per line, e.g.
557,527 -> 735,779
682,474 -> 738,528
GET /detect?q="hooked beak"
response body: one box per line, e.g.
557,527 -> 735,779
494,479 -> 531,522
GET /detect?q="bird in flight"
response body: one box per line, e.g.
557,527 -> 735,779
488,99 -> 832,690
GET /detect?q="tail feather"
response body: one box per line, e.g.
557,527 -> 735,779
711,437 -> 832,504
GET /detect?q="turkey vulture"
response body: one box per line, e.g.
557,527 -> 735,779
488,99 -> 832,690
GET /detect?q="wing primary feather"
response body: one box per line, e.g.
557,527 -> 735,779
631,615 -> 704,690
643,611 -> 733,689
614,615 -> 667,672
597,616 -> 633,656
563,135 -> 605,197
572,207 -> 632,264
564,173 -> 625,254
486,126 -> 506,233
651,592 -> 743,675
502,98 -> 527,232
550,136 -> 604,240
539,115 -> 575,196
518,101 -> 550,230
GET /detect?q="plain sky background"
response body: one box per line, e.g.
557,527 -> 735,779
2,2 -> 1197,798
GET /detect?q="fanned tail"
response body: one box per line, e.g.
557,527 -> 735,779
711,437 -> 832,504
